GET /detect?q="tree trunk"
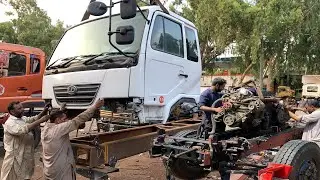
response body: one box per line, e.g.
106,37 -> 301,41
265,56 -> 276,92
239,62 -> 254,84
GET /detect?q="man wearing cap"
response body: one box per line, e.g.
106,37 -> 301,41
288,99 -> 320,145
199,77 -> 227,134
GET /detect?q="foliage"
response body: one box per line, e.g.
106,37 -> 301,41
0,0 -> 67,58
170,0 -> 254,71
169,0 -> 320,87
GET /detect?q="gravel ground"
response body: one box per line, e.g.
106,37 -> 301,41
0,121 -> 222,180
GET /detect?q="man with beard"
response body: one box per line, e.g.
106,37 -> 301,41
199,77 -> 227,135
1,101 -> 50,180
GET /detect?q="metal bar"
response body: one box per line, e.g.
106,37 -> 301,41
174,148 -> 197,158
71,118 -> 201,167
244,128 -> 303,156
166,136 -> 210,144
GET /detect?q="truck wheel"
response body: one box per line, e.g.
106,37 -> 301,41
165,130 -> 209,179
272,140 -> 320,180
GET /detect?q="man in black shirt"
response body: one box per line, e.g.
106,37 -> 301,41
199,77 -> 227,135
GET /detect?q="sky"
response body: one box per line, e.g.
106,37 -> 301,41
0,0 -> 170,26
0,0 -> 119,26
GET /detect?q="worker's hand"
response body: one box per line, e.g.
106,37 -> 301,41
43,103 -> 52,113
223,102 -> 232,109
214,107 -> 224,113
94,99 -> 105,109
44,103 -> 51,110
284,105 -> 293,111
60,103 -> 67,111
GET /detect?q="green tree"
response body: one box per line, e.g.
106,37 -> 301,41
0,21 -> 17,43
170,0 -> 252,71
0,0 -> 66,57
169,0 -> 320,89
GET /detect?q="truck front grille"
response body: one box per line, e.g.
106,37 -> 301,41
53,84 -> 100,106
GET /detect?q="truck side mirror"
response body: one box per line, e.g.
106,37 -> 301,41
120,0 -> 137,19
87,1 -> 108,16
116,26 -> 135,45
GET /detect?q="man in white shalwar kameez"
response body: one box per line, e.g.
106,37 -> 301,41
288,99 -> 320,146
0,101 -> 50,180
41,99 -> 104,180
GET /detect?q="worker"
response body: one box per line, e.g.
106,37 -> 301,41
0,101 -> 50,180
41,99 -> 104,180
287,99 -> 320,145
199,77 -> 227,134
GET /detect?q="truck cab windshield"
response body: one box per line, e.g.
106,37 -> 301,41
47,10 -> 148,69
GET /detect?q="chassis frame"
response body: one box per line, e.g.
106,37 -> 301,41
150,124 -> 304,180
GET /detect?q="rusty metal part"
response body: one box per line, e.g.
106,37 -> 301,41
150,126 -> 303,179
244,128 -> 303,156
100,110 -> 134,121
71,118 -> 201,167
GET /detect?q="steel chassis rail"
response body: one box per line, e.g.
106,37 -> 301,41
70,118 -> 201,168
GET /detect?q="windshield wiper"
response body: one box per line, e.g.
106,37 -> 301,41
83,52 -> 136,65
104,52 -> 136,55
46,56 -> 78,70
47,54 -> 105,70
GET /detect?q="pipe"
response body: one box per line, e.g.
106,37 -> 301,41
209,98 -> 224,135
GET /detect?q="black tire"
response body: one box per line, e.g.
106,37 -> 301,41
272,140 -> 320,180
165,130 -> 210,179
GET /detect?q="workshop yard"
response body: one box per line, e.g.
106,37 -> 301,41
0,121 -> 221,180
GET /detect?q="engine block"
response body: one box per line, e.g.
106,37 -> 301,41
211,87 -> 289,132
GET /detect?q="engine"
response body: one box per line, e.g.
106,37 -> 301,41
212,87 -> 290,133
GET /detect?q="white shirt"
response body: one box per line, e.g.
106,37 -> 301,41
1,115 -> 40,180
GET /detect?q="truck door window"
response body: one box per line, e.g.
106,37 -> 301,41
307,86 -> 318,92
8,53 -> 26,77
30,57 -> 40,74
185,27 -> 199,62
151,16 -> 184,57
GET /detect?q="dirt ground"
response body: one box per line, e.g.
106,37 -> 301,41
0,148 -> 220,180
0,121 -> 222,180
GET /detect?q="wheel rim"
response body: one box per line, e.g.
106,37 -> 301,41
298,159 -> 318,180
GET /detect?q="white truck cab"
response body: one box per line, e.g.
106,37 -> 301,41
42,1 -> 201,124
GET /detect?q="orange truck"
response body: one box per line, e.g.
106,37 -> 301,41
0,42 -> 45,125
0,42 -> 46,143
0,42 -> 45,111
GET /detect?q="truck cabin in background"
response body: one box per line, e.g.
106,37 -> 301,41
0,42 -> 45,114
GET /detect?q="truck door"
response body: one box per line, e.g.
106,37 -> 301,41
26,54 -> 43,98
181,26 -> 201,95
145,13 -> 186,107
0,51 -> 29,112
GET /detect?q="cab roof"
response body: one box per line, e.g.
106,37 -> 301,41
71,5 -> 196,31
0,42 -> 45,56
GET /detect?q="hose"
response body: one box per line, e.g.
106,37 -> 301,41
209,98 -> 224,135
